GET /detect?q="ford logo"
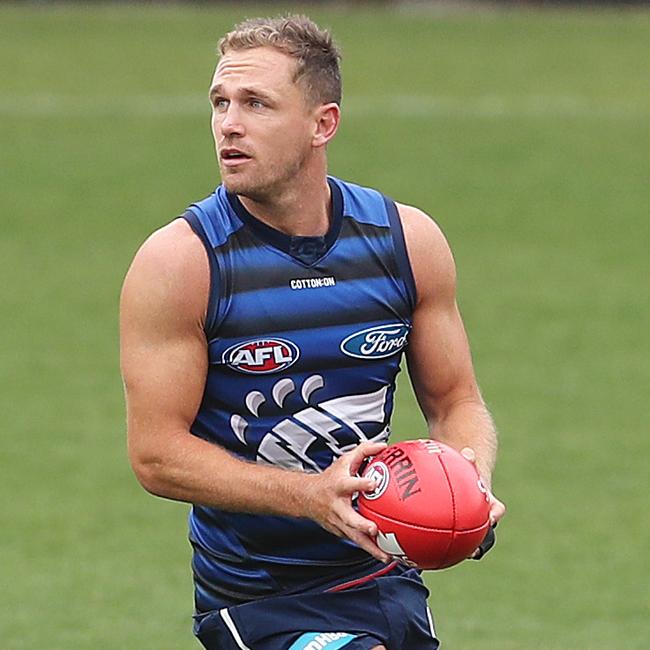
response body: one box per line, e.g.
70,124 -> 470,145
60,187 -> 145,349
340,323 -> 410,359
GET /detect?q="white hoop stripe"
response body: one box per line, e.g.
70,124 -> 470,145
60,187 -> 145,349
219,608 -> 252,650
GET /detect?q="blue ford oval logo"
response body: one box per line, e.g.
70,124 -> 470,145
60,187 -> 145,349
340,323 -> 410,359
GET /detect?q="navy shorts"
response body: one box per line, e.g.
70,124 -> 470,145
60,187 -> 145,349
193,562 -> 439,650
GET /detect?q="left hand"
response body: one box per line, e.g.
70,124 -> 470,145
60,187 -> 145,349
460,447 -> 506,559
485,488 -> 507,527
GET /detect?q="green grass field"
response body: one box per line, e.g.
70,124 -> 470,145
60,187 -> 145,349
1,3 -> 649,648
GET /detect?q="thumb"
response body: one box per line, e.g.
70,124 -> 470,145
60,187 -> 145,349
460,446 -> 476,463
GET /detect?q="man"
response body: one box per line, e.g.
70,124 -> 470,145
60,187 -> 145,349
120,15 -> 505,650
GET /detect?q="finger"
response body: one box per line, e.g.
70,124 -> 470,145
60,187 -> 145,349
343,525 -> 390,563
339,502 -> 380,537
327,503 -> 391,563
340,474 -> 377,496
460,446 -> 476,463
332,498 -> 383,538
489,495 -> 506,526
346,441 -> 388,474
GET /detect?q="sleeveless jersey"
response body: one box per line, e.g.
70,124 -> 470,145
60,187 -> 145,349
182,176 -> 416,608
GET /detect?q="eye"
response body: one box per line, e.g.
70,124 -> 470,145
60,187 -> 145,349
249,99 -> 265,110
212,97 -> 228,111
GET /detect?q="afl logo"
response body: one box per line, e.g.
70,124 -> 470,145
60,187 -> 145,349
363,462 -> 390,500
341,323 -> 410,360
223,338 -> 300,374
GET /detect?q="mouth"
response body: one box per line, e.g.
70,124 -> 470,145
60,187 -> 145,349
220,147 -> 252,167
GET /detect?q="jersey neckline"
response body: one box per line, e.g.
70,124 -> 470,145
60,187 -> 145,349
225,177 -> 344,266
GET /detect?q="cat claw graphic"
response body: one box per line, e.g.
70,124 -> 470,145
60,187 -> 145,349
229,376 -> 389,472
230,375 -> 324,445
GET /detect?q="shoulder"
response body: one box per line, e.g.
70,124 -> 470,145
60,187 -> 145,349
121,218 -> 209,329
396,203 -> 456,306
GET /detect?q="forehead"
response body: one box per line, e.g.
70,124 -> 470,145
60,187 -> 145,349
212,47 -> 298,91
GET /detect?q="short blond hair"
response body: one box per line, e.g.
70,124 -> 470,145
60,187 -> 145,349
218,15 -> 342,106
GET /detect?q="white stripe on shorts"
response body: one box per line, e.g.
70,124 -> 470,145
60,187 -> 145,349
426,606 -> 437,639
219,607 -> 252,650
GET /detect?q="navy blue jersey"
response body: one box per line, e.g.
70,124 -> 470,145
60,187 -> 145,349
182,176 -> 416,608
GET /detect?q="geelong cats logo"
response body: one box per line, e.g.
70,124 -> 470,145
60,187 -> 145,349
230,376 -> 390,472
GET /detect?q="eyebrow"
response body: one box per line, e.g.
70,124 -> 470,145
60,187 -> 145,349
208,84 -> 277,104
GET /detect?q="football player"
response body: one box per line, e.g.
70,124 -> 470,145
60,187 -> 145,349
120,14 -> 505,650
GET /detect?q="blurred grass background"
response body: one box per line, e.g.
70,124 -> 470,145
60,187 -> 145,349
1,3 -> 648,648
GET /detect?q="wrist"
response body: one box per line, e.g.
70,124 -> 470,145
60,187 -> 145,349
264,466 -> 320,520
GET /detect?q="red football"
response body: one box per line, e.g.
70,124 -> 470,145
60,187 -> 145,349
358,439 -> 491,570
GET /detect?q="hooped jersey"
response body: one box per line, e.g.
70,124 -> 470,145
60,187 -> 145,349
182,176 -> 417,607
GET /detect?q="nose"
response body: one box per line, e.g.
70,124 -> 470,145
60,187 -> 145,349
216,102 -> 245,138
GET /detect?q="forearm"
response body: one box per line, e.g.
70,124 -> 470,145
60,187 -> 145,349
130,429 -> 315,518
428,396 -> 498,489
129,428 -> 391,561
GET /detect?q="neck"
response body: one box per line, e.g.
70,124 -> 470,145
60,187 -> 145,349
238,170 -> 332,237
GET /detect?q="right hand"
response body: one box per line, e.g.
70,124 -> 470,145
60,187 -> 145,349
304,441 -> 391,563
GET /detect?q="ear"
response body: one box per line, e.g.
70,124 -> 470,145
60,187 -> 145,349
311,103 -> 341,148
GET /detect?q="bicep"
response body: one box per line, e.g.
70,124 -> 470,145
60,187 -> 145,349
406,297 -> 479,422
121,310 -> 208,457
399,205 -> 481,421
119,222 -> 209,465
